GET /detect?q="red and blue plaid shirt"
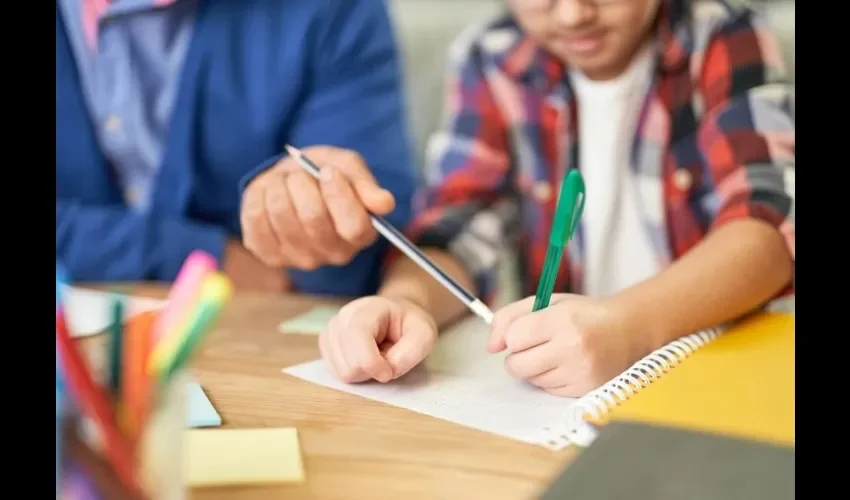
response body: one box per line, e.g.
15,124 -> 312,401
389,0 -> 795,303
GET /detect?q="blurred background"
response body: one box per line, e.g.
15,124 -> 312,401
387,0 -> 794,174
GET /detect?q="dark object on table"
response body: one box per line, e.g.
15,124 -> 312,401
538,421 -> 794,500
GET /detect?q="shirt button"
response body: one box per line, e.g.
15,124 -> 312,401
532,182 -> 552,203
124,187 -> 140,205
673,169 -> 692,191
105,115 -> 122,133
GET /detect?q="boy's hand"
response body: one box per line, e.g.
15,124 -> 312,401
319,296 -> 438,384
488,294 -> 639,398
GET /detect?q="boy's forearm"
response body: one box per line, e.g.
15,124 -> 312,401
610,219 -> 793,354
378,249 -> 473,328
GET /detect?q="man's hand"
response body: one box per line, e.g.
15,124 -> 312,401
223,239 -> 291,293
488,294 -> 639,398
240,146 -> 396,270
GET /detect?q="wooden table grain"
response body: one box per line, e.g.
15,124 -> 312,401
78,285 -> 577,500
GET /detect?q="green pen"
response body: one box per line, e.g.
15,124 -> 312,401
532,169 -> 586,312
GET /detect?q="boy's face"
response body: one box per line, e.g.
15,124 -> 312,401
508,0 -> 661,80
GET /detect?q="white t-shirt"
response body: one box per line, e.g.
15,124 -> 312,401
569,44 -> 662,298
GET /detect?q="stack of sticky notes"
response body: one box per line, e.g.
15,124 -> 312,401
185,428 -> 305,487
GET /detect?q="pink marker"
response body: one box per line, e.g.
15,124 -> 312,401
154,250 -> 218,340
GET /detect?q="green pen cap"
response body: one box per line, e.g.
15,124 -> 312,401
549,169 -> 586,247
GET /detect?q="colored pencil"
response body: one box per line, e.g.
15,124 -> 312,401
56,254 -> 232,497
108,295 -> 124,396
156,273 -> 233,383
153,250 -> 216,341
57,366 -> 64,497
121,311 -> 158,442
63,419 -> 148,500
56,310 -> 141,495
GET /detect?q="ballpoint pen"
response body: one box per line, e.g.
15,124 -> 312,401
532,168 -> 586,312
285,145 -> 494,325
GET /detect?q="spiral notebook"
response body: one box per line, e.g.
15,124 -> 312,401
283,310 -> 793,451
571,311 -> 795,448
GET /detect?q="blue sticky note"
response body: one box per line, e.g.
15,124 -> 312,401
187,381 -> 222,428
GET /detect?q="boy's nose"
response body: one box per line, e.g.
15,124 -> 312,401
551,0 -> 598,29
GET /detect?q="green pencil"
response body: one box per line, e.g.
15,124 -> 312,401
532,169 -> 586,312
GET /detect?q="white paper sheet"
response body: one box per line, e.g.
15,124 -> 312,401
283,316 -> 577,450
60,286 -> 166,338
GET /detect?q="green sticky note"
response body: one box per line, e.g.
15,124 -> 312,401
278,307 -> 339,335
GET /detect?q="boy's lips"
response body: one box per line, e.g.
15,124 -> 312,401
560,31 -> 608,55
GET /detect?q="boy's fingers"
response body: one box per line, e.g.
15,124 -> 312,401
487,296 -> 535,352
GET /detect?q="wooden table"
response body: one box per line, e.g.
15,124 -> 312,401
79,285 -> 576,500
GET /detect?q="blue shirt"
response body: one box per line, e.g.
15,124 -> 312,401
56,0 -> 418,296
57,0 -> 195,210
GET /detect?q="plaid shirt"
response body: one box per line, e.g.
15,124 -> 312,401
388,0 -> 795,303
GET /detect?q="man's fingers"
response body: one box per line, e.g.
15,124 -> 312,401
263,171 -> 321,269
351,180 -> 395,215
285,171 -> 355,265
324,151 -> 393,214
241,185 -> 285,267
283,147 -> 395,215
320,167 -> 377,248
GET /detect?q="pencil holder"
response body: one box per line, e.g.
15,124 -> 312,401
137,371 -> 190,500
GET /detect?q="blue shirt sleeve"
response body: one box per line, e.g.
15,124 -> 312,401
240,0 -> 417,297
56,199 -> 227,282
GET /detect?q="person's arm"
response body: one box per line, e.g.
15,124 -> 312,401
377,24 -> 515,327
610,10 -> 795,352
238,0 -> 417,297
56,199 -> 227,282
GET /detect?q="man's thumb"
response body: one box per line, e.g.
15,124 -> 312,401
353,181 -> 396,215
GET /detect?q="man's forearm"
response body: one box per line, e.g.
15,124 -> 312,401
610,219 -> 793,356
378,249 -> 474,328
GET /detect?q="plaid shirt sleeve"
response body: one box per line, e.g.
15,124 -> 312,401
695,10 -> 795,276
383,27 -> 518,303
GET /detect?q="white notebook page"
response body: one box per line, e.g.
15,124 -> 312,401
283,316 -> 577,449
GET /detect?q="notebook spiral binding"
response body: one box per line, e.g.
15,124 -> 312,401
537,324 -> 726,451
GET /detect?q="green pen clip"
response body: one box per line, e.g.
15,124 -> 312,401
532,169 -> 586,312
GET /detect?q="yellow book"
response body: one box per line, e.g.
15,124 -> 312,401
184,427 -> 305,487
568,312 -> 794,448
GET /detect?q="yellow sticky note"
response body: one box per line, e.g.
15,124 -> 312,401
184,428 -> 305,487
